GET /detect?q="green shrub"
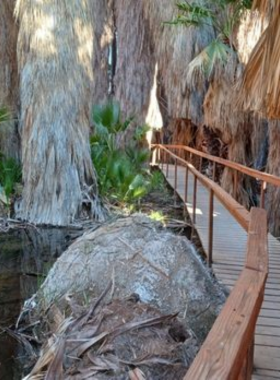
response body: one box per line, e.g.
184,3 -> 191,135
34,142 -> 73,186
0,156 -> 22,198
0,106 -> 22,202
0,106 -> 10,125
91,101 -> 160,204
0,155 -> 22,200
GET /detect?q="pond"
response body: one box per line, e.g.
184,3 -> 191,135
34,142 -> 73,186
0,226 -> 83,380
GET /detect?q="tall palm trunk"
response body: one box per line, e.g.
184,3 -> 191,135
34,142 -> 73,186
0,0 -> 19,158
15,0 -> 104,226
266,121 -> 280,236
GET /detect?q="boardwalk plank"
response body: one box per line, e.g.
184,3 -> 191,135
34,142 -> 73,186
161,164 -> 280,379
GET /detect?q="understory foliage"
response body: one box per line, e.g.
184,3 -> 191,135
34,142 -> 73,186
0,106 -> 10,124
167,0 -> 253,80
0,107 -> 21,201
91,102 -> 163,204
0,155 -> 21,199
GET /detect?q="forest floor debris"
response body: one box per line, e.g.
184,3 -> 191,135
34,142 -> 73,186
9,181 -> 225,379
21,283 -> 198,380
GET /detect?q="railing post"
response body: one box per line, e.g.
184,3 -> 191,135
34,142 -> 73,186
166,151 -> 169,177
156,146 -> 160,165
193,175 -> 197,224
260,181 -> 266,208
151,147 -> 157,166
208,189 -> 214,267
185,165 -> 189,203
213,162 -> 216,182
174,158 -> 178,200
233,170 -> 238,200
199,156 -> 203,172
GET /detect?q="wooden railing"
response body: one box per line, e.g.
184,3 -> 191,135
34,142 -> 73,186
184,207 -> 268,380
152,144 -> 251,266
151,144 -> 269,380
153,144 -> 280,208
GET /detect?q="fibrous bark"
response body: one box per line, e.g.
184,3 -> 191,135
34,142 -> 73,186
114,0 -> 156,127
144,1 -> 213,127
15,0 -> 104,226
0,0 -> 19,158
91,0 -> 114,105
112,0 -> 212,135
266,121 -> 280,236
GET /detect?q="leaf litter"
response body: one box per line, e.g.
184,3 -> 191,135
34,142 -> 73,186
20,281 -> 198,379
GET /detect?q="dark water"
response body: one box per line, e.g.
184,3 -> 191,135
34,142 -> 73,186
0,226 -> 83,380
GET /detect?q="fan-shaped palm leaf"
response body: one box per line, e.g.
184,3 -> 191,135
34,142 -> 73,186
0,106 -> 10,124
187,38 -> 233,82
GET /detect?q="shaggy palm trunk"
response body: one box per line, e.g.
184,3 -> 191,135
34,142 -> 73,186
15,0 -> 103,226
266,121 -> 280,236
91,0 -> 113,105
0,0 -> 19,158
114,0 -> 156,126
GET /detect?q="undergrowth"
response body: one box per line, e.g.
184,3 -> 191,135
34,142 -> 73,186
0,106 -> 22,204
91,101 -> 164,205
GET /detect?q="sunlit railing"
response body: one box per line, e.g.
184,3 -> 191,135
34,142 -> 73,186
152,144 -> 269,380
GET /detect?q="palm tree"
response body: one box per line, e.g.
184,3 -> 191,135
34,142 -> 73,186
15,0 -> 104,225
238,0 -> 280,235
239,0 -> 280,119
166,0 -> 253,81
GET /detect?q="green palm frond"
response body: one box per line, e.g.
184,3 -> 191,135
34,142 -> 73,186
91,101 -> 162,204
92,102 -> 120,134
0,157 -> 22,199
166,0 -> 253,83
187,38 -> 233,82
0,106 -> 10,124
165,2 -> 214,28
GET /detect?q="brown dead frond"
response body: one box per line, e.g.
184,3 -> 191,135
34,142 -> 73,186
238,1 -> 280,119
22,290 -> 196,379
252,0 -> 271,14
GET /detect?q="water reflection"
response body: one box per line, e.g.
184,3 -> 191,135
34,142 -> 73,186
0,227 -> 82,379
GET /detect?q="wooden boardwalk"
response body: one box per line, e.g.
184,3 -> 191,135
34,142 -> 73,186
162,164 -> 280,380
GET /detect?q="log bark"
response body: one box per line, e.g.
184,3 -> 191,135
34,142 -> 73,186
15,0 -> 104,226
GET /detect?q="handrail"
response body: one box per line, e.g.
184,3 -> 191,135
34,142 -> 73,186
152,143 -> 280,208
153,144 -> 250,238
154,143 -> 280,187
151,145 -> 269,379
184,208 -> 268,380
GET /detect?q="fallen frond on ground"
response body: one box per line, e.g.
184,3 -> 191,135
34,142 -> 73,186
20,284 -> 198,380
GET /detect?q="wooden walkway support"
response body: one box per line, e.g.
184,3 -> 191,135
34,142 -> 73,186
152,144 -> 280,379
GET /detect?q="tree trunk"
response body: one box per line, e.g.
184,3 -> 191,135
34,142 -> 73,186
91,0 -> 113,105
0,0 -> 20,159
15,0 -> 104,226
266,121 -> 280,236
